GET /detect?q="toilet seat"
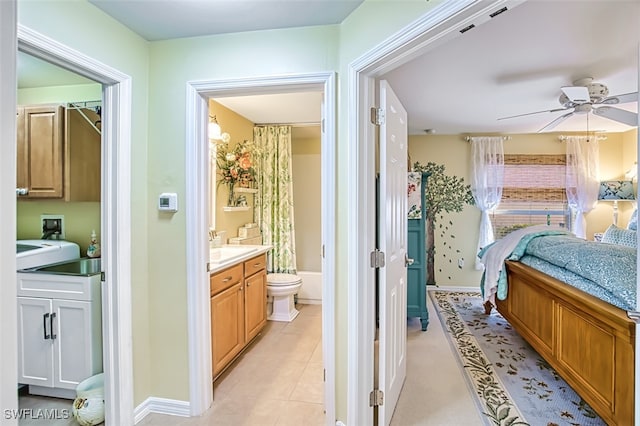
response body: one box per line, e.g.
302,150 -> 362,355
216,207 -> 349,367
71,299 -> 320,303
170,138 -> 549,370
267,273 -> 302,286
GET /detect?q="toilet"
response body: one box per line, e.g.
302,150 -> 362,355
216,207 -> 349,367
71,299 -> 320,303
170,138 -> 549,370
266,273 -> 303,322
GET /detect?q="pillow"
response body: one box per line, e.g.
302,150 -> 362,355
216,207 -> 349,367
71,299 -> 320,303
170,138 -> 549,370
601,224 -> 637,248
627,209 -> 637,231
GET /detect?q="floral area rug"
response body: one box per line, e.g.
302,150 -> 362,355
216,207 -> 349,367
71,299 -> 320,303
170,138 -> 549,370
430,290 -> 605,426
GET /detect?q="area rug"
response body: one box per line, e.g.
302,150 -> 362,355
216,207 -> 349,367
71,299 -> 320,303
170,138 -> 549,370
430,290 -> 605,426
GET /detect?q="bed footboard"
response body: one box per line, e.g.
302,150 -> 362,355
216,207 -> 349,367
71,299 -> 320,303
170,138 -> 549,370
495,261 -> 635,426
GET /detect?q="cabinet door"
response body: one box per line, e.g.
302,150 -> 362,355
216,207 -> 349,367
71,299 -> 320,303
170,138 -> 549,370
211,282 -> 245,376
17,105 -> 64,198
244,269 -> 266,342
17,297 -> 54,387
53,299 -> 96,390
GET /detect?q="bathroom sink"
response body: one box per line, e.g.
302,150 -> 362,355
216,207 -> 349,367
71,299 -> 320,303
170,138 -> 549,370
22,258 -> 101,276
210,246 -> 258,264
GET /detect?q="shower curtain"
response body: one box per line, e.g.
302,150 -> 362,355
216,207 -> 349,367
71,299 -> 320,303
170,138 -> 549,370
254,125 -> 297,274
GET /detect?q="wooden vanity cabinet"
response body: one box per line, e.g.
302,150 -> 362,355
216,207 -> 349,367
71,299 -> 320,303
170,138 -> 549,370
210,253 -> 267,378
244,255 -> 267,343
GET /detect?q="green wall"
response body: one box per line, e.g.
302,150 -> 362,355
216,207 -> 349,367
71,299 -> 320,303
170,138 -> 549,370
17,0 -> 448,421
17,83 -> 102,255
18,0 -> 153,405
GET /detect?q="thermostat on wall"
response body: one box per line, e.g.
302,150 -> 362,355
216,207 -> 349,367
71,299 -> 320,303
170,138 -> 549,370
158,193 -> 178,212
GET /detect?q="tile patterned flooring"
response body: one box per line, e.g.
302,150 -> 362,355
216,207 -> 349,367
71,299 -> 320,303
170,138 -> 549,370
19,294 -> 482,425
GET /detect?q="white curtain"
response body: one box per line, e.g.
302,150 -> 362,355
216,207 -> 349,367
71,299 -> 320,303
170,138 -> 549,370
565,136 -> 599,239
254,125 -> 297,274
470,136 -> 504,269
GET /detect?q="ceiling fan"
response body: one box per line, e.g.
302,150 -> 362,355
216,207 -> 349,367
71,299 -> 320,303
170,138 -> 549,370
499,77 -> 638,132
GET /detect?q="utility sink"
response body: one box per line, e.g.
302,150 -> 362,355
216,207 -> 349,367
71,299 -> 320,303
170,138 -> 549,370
22,257 -> 101,276
210,246 -> 258,264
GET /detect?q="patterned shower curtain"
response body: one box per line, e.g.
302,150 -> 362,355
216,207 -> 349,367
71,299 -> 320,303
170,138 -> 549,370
253,125 -> 297,274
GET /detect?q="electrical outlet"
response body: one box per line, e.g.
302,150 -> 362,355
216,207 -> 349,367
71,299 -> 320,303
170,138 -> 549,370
41,214 -> 65,240
458,258 -> 464,268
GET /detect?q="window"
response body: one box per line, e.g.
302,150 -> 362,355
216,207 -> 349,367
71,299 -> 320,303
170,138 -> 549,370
492,154 -> 571,239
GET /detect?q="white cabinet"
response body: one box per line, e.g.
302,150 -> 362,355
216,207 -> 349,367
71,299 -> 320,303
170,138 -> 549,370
17,272 -> 102,399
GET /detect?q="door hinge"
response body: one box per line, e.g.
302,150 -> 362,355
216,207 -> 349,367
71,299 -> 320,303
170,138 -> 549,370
207,262 -> 211,272
369,389 -> 384,407
321,118 -> 325,133
321,244 -> 325,259
370,107 -> 385,126
370,249 -> 385,268
100,271 -> 106,282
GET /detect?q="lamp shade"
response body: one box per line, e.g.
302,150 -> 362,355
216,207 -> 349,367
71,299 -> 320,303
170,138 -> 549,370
598,180 -> 636,200
208,115 -> 221,140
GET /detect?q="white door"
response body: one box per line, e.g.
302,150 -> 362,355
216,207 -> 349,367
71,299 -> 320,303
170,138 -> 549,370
377,79 -> 408,426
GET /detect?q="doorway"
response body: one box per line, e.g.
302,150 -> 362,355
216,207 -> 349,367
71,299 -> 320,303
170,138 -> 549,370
0,24 -> 135,425
185,73 -> 336,422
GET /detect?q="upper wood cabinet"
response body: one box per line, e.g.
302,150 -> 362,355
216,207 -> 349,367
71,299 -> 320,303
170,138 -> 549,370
17,104 -> 101,201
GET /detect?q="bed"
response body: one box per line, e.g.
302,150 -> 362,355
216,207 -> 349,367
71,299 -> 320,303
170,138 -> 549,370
479,224 -> 637,426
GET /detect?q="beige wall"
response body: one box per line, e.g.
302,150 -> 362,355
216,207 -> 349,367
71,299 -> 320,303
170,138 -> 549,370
292,129 -> 322,272
409,129 -> 636,287
209,100 -> 256,241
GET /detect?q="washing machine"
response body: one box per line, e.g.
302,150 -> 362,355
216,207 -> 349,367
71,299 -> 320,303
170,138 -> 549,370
17,239 -> 80,270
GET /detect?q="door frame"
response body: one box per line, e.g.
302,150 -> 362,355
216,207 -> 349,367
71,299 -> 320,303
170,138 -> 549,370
346,0 -> 523,423
0,21 -> 134,425
185,72 -> 336,422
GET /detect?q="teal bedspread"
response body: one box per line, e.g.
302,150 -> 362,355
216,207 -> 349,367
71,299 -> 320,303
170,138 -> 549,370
481,232 -> 637,311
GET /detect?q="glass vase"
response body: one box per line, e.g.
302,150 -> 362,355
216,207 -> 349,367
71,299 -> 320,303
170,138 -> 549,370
227,183 -> 236,206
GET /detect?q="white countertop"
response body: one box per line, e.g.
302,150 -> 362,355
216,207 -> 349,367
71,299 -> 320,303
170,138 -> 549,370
209,244 -> 272,274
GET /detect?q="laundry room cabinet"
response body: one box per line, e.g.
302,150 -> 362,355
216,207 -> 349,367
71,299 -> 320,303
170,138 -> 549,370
16,104 -> 101,201
407,171 -> 429,331
16,272 -> 102,399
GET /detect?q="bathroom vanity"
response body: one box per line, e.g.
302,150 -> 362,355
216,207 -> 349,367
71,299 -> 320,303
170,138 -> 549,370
209,245 -> 271,379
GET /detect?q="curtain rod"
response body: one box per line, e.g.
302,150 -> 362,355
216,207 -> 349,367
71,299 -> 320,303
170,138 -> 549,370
254,121 -> 320,127
557,135 -> 607,141
464,136 -> 511,142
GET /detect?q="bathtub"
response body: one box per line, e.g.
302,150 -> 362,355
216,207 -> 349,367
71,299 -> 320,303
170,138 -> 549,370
296,271 -> 322,305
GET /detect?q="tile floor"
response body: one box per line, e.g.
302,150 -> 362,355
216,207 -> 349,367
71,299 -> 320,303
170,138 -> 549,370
19,292 -> 483,425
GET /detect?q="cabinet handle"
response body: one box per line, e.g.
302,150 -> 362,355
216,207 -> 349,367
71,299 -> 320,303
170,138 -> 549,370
253,263 -> 261,267
222,276 -> 233,283
43,313 -> 50,340
50,312 -> 57,340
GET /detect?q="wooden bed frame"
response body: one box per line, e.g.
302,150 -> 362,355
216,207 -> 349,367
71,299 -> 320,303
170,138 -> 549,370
492,260 -> 635,426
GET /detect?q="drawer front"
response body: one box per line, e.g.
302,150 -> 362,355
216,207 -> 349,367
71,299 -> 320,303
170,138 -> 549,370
244,254 -> 266,277
210,264 -> 243,296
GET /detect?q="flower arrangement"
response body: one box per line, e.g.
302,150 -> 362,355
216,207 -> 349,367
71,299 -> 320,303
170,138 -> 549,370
216,136 -> 257,205
217,137 -> 256,188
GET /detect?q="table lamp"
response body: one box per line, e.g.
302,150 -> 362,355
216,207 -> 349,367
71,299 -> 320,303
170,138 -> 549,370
598,180 -> 636,226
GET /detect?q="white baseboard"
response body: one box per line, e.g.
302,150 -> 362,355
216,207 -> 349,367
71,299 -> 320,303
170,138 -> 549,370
134,397 -> 190,424
427,285 -> 479,292
297,298 -> 322,305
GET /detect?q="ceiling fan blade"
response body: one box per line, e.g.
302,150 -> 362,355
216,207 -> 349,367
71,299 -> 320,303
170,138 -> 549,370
599,92 -> 638,105
592,106 -> 638,126
561,86 -> 590,104
537,111 -> 574,133
498,107 -> 568,121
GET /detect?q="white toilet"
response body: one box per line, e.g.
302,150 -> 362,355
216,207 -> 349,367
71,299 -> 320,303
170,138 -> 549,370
266,273 -> 303,322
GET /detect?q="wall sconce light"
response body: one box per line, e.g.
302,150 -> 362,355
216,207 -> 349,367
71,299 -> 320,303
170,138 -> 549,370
208,115 -> 222,140
598,180 -> 636,226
